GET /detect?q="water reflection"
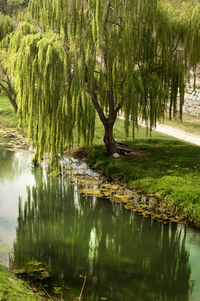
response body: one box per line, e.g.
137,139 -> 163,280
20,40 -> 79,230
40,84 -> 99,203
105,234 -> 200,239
0,150 -> 18,181
12,168 -> 192,301
0,151 -> 35,247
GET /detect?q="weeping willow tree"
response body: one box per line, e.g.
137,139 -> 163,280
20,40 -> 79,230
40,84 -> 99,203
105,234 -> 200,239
6,0 -> 200,164
28,0 -> 69,39
6,22 -> 73,166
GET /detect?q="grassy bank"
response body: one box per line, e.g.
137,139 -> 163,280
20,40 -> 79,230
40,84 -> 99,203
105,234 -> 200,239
0,265 -> 40,301
1,95 -> 200,225
88,117 -> 200,226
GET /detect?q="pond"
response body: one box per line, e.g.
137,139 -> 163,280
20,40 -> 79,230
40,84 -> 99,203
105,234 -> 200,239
0,148 -> 200,301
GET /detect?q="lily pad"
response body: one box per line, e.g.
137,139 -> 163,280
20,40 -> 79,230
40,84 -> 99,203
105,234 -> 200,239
53,286 -> 62,294
78,188 -> 104,198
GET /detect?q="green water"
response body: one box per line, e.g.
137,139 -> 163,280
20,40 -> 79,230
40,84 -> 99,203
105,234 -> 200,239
0,149 -> 200,301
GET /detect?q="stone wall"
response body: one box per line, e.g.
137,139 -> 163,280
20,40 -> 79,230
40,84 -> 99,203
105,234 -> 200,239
183,88 -> 200,116
182,73 -> 200,116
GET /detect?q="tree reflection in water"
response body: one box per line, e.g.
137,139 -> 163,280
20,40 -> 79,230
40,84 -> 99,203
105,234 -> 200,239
0,150 -> 22,181
13,166 -> 192,301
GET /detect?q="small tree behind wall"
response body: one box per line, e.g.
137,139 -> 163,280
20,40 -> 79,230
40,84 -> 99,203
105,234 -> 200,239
0,13 -> 18,112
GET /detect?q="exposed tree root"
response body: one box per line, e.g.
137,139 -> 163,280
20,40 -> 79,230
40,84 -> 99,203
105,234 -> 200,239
115,141 -> 129,147
117,146 -> 133,154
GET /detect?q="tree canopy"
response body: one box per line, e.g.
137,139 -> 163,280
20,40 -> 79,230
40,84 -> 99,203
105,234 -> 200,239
2,0 -> 200,166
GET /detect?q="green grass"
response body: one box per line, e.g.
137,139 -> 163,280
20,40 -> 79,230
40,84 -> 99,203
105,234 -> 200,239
0,94 -> 19,128
89,117 -> 200,224
0,265 -> 40,301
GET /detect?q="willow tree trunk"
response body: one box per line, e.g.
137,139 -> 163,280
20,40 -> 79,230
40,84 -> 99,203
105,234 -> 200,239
91,87 -> 122,155
103,119 -> 118,154
91,90 -> 119,155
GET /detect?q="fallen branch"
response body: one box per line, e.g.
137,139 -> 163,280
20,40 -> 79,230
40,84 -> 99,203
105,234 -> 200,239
78,275 -> 87,301
39,283 -> 58,301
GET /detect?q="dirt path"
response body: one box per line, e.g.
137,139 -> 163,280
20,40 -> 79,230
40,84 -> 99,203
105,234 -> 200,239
119,116 -> 200,147
150,123 -> 200,147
